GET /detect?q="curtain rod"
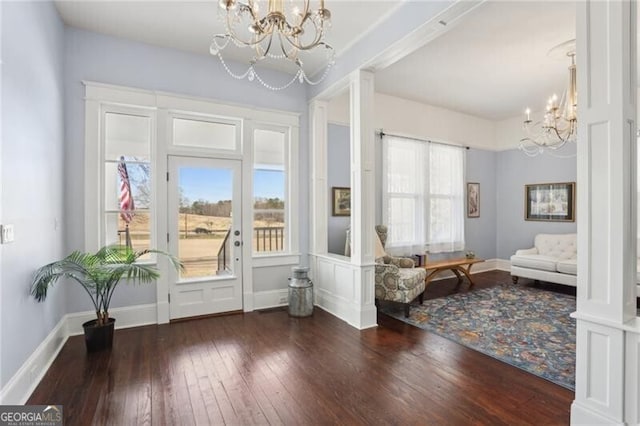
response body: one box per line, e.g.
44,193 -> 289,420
377,130 -> 470,150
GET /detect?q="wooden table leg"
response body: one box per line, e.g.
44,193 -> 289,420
425,268 -> 443,286
426,267 -> 471,286
455,265 -> 475,287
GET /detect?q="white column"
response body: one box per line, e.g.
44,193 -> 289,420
572,1 -> 639,424
309,100 -> 329,255
349,70 -> 377,328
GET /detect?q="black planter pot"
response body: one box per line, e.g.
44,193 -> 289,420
82,318 -> 115,352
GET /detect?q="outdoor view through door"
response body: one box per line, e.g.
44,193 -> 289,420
168,157 -> 243,319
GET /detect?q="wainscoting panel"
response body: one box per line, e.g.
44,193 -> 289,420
335,263 -> 356,300
311,254 -> 376,329
573,319 -> 625,422
626,325 -> 640,424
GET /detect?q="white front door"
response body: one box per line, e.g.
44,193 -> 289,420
167,155 -> 243,319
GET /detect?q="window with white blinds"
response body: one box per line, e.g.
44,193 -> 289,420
382,134 -> 465,255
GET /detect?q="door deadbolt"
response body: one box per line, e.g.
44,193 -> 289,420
234,230 -> 240,236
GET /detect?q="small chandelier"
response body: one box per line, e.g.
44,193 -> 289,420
211,0 -> 335,91
520,40 -> 577,157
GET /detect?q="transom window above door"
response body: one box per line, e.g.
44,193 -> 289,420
171,115 -> 241,153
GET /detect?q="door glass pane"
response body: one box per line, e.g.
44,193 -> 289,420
177,166 -> 234,279
173,118 -> 236,150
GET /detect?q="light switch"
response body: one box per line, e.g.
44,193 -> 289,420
1,224 -> 15,244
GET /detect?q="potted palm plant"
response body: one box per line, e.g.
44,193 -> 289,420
31,245 -> 182,352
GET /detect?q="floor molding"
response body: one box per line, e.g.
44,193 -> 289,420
1,303 -> 158,405
315,287 -> 362,329
0,317 -> 67,405
495,258 -> 511,272
66,303 -> 158,336
253,289 -> 289,310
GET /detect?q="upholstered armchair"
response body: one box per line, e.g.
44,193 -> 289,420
374,225 -> 427,317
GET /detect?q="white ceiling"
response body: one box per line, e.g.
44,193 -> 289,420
54,0 -> 400,76
55,1 -> 582,121
375,1 -> 577,121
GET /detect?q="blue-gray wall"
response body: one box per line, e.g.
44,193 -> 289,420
496,144 -> 577,259
465,148 -> 498,260
1,1 -> 66,388
63,27 -> 309,313
327,124 -> 350,254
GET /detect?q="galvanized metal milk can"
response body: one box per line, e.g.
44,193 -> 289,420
288,266 -> 313,317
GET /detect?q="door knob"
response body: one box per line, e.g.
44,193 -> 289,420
234,241 -> 241,247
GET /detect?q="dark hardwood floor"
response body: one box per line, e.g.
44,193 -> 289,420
28,270 -> 573,425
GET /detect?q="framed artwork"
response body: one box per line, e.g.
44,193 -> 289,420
332,187 -> 351,216
525,182 -> 575,222
467,182 -> 480,218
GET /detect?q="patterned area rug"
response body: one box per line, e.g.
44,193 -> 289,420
381,285 -> 576,390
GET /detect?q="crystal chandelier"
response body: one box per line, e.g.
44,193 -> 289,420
211,0 -> 335,91
519,40 -> 577,157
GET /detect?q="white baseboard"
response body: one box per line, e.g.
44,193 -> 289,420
243,292 -> 255,312
0,303 -> 158,405
314,288 -> 378,329
253,289 -> 289,310
0,317 -> 68,405
66,303 -> 158,336
570,401 -> 624,425
495,258 -> 511,272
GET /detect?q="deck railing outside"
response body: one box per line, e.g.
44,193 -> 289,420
254,226 -> 284,252
215,226 -> 284,273
217,228 -> 232,273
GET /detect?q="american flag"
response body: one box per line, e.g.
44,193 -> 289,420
118,156 -> 135,224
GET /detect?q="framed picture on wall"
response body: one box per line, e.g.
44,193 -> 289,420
467,182 -> 480,218
332,187 -> 351,216
525,182 -> 575,222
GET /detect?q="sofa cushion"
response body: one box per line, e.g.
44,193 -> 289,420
557,258 -> 577,275
510,254 -> 558,272
534,233 -> 577,260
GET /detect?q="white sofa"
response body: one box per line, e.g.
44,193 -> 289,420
511,233 -> 640,295
511,234 -> 578,286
